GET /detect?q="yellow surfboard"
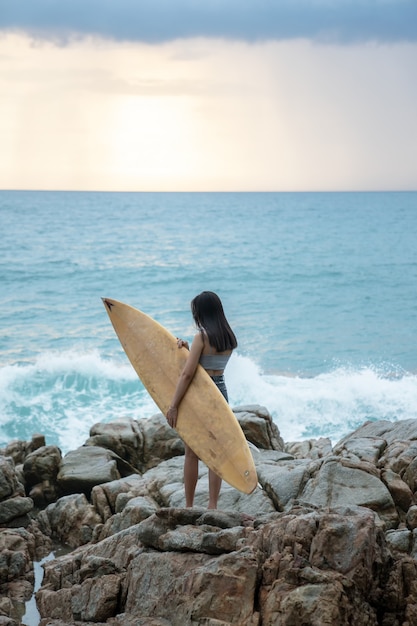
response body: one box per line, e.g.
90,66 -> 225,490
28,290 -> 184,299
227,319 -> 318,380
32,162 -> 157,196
102,298 -> 257,494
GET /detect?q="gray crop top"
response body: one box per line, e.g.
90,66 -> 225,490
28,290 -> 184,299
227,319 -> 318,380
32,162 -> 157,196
199,353 -> 231,370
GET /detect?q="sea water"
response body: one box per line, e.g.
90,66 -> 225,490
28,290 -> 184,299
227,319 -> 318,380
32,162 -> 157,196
1,190 -> 417,452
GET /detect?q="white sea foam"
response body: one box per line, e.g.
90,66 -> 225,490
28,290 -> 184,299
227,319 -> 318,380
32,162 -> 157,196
0,350 -> 158,452
1,349 -> 417,453
227,354 -> 417,444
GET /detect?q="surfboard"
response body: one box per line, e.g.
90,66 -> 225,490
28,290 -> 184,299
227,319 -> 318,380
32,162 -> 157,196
102,298 -> 257,494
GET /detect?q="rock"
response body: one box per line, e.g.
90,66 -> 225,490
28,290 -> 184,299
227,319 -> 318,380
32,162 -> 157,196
131,548 -> 259,625
334,435 -> 387,464
403,456 -> 417,493
258,505 -> 391,625
0,457 -> 24,501
91,474 -> 149,522
256,456 -> 313,511
0,528 -> 35,585
309,506 -> 388,587
233,405 -> 284,450
0,615 -> 19,626
23,445 -> 62,506
57,446 -> 137,496
300,457 -> 399,528
35,502 -> 413,626
36,524 -> 146,622
88,414 -> 184,472
93,494 -> 159,542
381,468 -> 414,513
0,457 -> 32,528
138,413 -> 185,469
37,494 -> 102,548
379,439 -> 417,476
136,455 -> 185,504
10,412 -> 417,624
72,573 -> 121,622
286,437 -> 333,460
87,418 -> 144,466
0,496 -> 33,526
386,529 -> 412,554
0,434 -> 45,466
141,455 -> 274,515
260,577 -> 374,625
336,418 -> 417,446
406,505 -> 417,530
0,522 -> 51,622
134,507 -> 257,555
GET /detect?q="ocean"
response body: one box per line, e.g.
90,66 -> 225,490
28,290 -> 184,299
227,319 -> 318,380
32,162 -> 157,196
1,190 -> 416,453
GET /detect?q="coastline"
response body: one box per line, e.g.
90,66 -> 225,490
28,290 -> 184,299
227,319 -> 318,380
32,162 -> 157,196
2,405 -> 417,624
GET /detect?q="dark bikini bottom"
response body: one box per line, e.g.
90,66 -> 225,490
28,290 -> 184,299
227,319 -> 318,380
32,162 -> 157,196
210,374 -> 228,402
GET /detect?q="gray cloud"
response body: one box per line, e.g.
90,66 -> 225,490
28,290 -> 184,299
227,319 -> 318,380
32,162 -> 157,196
1,0 -> 416,44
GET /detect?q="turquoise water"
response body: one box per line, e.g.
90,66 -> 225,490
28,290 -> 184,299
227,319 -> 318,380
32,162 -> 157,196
1,190 -> 417,451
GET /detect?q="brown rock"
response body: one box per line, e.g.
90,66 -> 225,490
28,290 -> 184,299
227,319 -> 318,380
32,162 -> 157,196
381,468 -> 414,512
0,457 -> 24,501
286,437 -> 333,459
123,548 -> 259,625
406,505 -> 417,530
10,414 -> 417,625
37,493 -> 102,548
23,445 -> 62,506
0,434 -> 45,466
0,528 -> 35,584
72,574 -> 120,622
91,474 -> 148,521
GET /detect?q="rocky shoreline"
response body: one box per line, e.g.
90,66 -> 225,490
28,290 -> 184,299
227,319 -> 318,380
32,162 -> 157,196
2,405 -> 417,625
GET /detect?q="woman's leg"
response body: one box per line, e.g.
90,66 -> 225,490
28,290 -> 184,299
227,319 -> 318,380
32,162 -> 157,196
184,444 -> 199,507
208,469 -> 222,509
207,376 -> 226,509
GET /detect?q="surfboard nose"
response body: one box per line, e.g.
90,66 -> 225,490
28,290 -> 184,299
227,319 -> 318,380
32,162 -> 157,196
102,298 -> 115,312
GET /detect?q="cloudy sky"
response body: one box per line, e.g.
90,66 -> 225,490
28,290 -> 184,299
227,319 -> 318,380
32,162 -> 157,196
1,1 -> 416,191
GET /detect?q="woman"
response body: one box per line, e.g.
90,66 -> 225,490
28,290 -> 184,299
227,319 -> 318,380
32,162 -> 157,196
166,291 -> 237,509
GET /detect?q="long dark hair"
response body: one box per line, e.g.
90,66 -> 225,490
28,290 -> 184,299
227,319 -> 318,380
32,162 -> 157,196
191,291 -> 237,352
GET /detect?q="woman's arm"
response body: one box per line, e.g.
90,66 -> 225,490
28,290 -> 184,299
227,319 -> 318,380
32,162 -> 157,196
166,332 -> 204,428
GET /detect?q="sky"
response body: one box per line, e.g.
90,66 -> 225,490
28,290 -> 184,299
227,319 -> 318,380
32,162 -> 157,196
1,1 -> 416,191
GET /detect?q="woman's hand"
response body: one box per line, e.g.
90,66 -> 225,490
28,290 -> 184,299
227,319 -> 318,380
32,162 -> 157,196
176,338 -> 189,350
166,405 -> 178,428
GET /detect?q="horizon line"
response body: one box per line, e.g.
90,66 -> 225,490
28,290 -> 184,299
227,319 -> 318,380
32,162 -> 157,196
1,188 -> 416,194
